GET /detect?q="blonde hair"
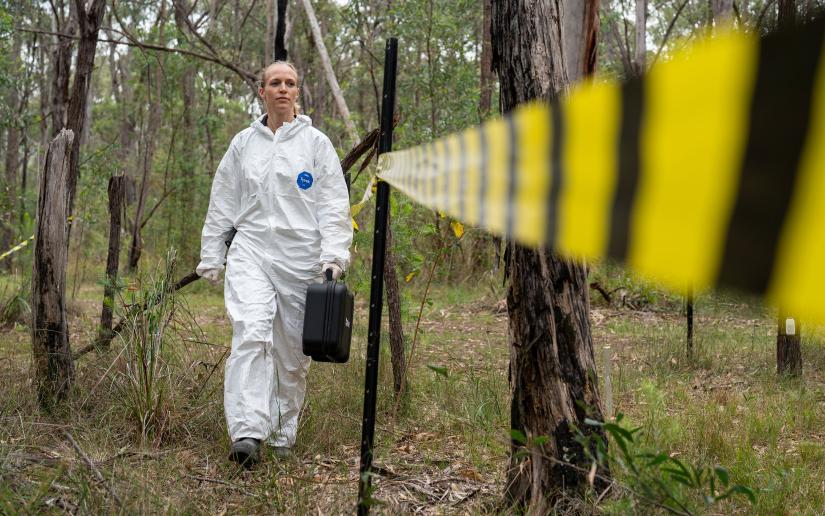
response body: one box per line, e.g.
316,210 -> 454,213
260,60 -> 302,116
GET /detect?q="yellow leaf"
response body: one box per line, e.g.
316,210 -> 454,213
352,218 -> 360,231
437,211 -> 446,219
405,271 -> 417,283
450,220 -> 465,239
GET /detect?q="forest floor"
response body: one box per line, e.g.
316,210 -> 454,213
1,266 -> 825,514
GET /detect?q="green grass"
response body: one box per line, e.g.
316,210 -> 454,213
594,289 -> 825,514
1,260 -> 825,513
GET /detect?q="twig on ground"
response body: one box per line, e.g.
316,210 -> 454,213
64,432 -> 123,508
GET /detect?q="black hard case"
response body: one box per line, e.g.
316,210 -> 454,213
302,272 -> 354,363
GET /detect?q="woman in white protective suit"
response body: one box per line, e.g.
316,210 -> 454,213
196,61 -> 352,466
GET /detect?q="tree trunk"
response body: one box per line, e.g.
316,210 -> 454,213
479,0 -> 493,120
174,0 -> 199,263
266,0 -> 275,64
50,1 -> 76,136
33,129 -> 75,406
778,0 -> 796,29
564,0 -> 600,83
20,130 -> 30,227
384,213 -> 407,397
275,0 -> 289,60
472,0 -> 499,280
2,31 -> 22,267
108,31 -> 135,170
97,175 -> 125,348
128,62 -> 163,272
38,29 -> 50,175
300,0 -> 359,145
711,0 -> 735,24
635,0 -> 647,75
492,0 -> 608,511
65,0 -> 107,214
128,4 -> 167,272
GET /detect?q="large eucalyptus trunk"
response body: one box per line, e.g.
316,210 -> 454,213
491,0 -> 608,511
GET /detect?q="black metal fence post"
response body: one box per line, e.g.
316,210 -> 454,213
357,37 -> 398,515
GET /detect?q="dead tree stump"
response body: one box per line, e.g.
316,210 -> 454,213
32,129 -> 75,406
97,175 -> 125,348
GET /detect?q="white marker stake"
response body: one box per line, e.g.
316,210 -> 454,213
785,318 -> 796,336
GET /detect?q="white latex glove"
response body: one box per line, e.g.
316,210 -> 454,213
199,268 -> 222,286
321,263 -> 343,281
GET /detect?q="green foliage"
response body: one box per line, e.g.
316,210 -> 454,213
577,413 -> 756,513
0,283 -> 29,328
426,363 -> 449,377
115,251 -> 179,442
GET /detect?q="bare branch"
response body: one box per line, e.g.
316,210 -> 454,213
15,26 -> 256,85
652,0 -> 690,66
176,3 -> 258,91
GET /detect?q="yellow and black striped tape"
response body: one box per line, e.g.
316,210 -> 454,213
378,19 -> 825,323
0,236 -> 34,262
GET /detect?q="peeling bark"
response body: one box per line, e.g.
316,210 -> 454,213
33,130 -> 75,406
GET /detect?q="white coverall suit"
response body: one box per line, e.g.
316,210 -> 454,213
197,114 -> 352,447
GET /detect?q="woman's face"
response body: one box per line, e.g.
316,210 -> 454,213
259,63 -> 299,118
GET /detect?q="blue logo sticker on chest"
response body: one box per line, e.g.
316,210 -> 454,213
296,171 -> 314,190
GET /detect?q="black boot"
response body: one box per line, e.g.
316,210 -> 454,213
229,438 -> 261,467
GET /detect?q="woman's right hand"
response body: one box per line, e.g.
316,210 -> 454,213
198,268 -> 222,286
